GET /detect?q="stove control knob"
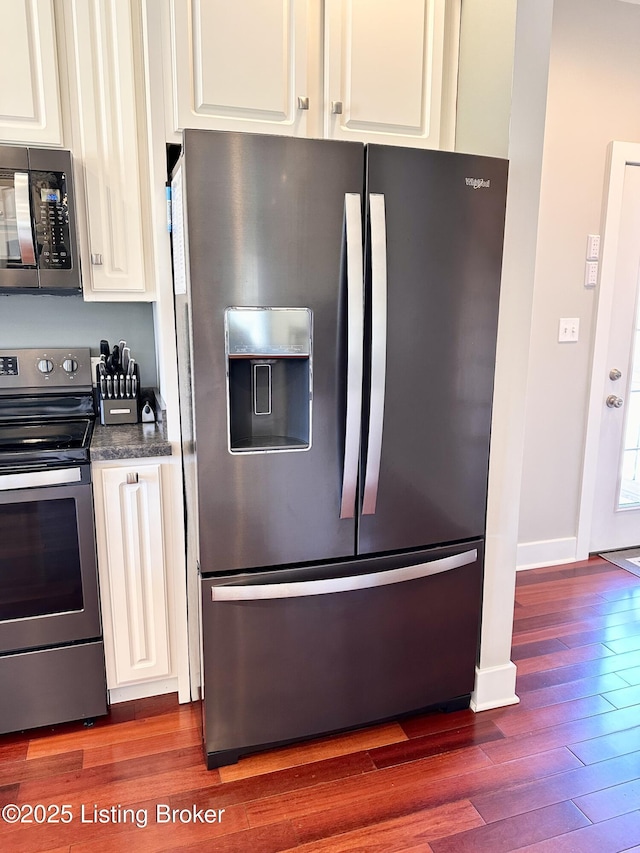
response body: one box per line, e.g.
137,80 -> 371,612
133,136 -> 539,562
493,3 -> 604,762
37,358 -> 54,374
62,358 -> 78,374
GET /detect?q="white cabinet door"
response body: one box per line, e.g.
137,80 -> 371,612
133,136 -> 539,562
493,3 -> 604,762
166,0 -> 310,139
324,0 -> 448,148
95,464 -> 172,687
0,0 -> 63,146
62,0 -> 152,299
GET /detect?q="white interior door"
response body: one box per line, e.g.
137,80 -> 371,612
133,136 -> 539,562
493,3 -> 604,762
589,162 -> 640,552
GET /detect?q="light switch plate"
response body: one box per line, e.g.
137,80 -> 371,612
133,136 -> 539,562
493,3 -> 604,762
559,317 -> 580,342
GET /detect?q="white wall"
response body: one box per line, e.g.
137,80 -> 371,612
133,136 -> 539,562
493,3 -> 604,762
455,0 -> 517,158
517,0 -> 640,568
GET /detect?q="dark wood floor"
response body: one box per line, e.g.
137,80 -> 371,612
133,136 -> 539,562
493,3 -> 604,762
2,556 -> 640,852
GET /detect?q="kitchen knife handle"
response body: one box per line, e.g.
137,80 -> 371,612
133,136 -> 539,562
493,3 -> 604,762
362,193 -> 388,516
340,193 -> 364,520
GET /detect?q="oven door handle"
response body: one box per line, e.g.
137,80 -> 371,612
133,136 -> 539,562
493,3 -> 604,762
0,467 -> 83,491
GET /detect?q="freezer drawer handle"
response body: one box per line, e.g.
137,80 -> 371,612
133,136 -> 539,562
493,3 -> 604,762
210,549 -> 477,601
340,193 -> 364,519
362,193 -> 387,515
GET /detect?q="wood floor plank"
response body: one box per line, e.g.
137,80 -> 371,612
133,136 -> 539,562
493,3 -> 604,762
289,800 -> 482,853
557,621 -> 640,649
247,748 -> 579,840
491,694 -> 615,737
428,801 -> 590,853
399,708 -> 487,739
480,705 -> 639,763
516,673 -> 629,711
574,776 -> 640,822
0,750 -> 83,785
619,664 -> 640,685
26,704 -> 201,760
517,810 -> 640,852
218,722 -> 408,783
569,729 -> 640,764
602,683 -> 640,709
513,608 -> 640,648
155,820 -> 300,853
516,648 -> 640,692
370,719 -> 504,769
18,759 -> 227,811
470,751 -> 640,823
510,638 -> 568,661
514,642 -> 615,676
81,725 -> 202,769
169,752 -> 376,811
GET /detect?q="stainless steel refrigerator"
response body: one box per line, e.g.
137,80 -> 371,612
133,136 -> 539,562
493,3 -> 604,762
171,129 -> 508,769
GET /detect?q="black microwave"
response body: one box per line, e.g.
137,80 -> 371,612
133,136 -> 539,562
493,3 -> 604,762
0,146 -> 81,293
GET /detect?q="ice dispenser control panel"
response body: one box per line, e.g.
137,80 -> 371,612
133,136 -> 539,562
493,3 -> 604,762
225,308 -> 312,453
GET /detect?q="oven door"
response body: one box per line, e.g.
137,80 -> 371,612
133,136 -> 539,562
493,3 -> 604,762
0,464 -> 101,653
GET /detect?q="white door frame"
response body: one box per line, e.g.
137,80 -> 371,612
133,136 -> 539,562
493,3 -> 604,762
577,141 -> 640,559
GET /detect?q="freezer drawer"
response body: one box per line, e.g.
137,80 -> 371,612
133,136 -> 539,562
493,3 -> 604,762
200,542 -> 483,768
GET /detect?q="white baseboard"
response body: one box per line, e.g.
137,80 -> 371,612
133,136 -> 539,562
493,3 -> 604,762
108,677 -> 182,705
471,661 -> 519,712
516,537 -> 578,570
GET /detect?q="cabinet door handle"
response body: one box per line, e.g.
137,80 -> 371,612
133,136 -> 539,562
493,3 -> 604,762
331,101 -> 343,115
297,96 -> 309,110
126,472 -> 139,484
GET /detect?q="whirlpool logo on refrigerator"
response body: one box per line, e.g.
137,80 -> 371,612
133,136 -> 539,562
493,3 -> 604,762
465,177 -> 491,189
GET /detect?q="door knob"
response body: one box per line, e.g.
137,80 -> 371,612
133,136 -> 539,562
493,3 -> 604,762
606,395 -> 624,408
609,368 -> 622,380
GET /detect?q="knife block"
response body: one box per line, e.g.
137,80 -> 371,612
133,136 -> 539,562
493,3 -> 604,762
99,391 -> 139,425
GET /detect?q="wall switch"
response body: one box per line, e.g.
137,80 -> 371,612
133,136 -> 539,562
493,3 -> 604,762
585,260 -> 598,288
559,317 -> 580,342
586,234 -> 600,260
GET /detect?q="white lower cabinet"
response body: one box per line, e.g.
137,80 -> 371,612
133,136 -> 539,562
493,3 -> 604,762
92,458 -> 190,703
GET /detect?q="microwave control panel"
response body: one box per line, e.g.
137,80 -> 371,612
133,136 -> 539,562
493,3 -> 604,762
31,171 -> 72,270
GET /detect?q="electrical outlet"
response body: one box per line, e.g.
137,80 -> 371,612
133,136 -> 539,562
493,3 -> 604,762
559,317 -> 580,343
586,234 -> 600,260
585,260 -> 598,288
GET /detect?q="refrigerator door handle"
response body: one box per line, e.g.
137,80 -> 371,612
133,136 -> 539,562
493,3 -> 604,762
211,549 -> 477,601
340,193 -> 364,519
362,193 -> 387,515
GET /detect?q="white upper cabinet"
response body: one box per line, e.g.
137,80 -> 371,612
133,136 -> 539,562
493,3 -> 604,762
0,0 -> 63,146
166,0 -> 310,140
324,0 -> 448,148
62,0 -> 152,299
162,0 -> 454,148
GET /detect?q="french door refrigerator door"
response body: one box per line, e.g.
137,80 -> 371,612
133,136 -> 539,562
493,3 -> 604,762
358,146 -> 508,555
201,540 -> 483,768
178,130 -> 364,573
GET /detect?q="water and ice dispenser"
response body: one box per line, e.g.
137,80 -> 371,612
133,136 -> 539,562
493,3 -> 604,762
225,308 -> 312,452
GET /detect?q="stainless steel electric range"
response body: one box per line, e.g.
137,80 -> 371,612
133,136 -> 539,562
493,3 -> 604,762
0,347 -> 107,734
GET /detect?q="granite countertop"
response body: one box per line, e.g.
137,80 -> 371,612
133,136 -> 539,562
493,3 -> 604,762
90,421 -> 172,461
